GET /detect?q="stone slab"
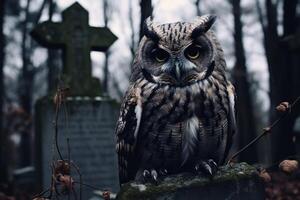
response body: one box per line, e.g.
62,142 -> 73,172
35,97 -> 120,199
116,163 -> 265,200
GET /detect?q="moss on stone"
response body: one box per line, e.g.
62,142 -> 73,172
116,163 -> 259,200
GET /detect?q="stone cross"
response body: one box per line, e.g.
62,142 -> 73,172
31,2 -> 117,96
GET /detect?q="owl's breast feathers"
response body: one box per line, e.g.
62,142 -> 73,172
116,71 -> 236,184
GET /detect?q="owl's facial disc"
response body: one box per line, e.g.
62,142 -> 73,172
159,46 -> 212,86
140,38 -> 215,87
143,44 -> 213,87
140,15 -> 217,86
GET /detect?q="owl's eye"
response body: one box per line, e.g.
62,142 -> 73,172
185,45 -> 202,60
151,48 -> 169,63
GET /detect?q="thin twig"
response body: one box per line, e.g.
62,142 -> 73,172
291,96 -> 300,107
227,96 -> 300,164
54,87 -> 63,160
67,138 -> 71,200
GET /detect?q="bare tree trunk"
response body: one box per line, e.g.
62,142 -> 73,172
231,0 -> 258,163
19,0 -> 32,114
282,0 -> 299,111
139,0 -> 152,40
129,0 -> 136,59
34,0 -> 47,25
0,0 -> 7,184
17,0 -> 33,168
256,0 -> 299,162
102,0 -> 110,94
266,0 -> 297,162
283,0 -> 297,37
195,0 -> 201,16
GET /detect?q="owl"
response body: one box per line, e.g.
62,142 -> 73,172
115,15 -> 236,185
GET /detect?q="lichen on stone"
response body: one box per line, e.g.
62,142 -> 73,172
116,163 -> 263,200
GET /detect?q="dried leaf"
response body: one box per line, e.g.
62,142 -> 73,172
263,127 -> 271,133
57,174 -> 74,190
53,87 -> 70,106
59,87 -> 70,101
276,102 -> 290,113
102,190 -> 111,200
259,169 -> 271,182
53,92 -> 60,105
279,160 -> 299,174
54,160 -> 71,175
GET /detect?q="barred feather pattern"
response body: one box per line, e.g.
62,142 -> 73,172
116,18 -> 236,184
137,69 -> 231,167
116,68 -> 235,184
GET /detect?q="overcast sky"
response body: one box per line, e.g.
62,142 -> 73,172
5,0 -> 269,109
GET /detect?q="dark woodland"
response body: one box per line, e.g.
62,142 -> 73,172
0,0 -> 300,199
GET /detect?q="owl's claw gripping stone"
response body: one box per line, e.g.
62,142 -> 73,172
141,168 -> 168,184
159,169 -> 168,176
142,169 -> 158,184
151,170 -> 158,182
143,169 -> 151,178
119,163 -> 265,200
194,159 -> 218,177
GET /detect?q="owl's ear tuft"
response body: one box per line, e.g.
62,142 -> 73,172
191,15 -> 217,38
143,17 -> 160,43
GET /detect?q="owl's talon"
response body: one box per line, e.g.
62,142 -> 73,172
159,169 -> 168,176
140,168 -> 168,184
151,170 -> 158,182
142,169 -> 159,184
143,170 -> 151,179
208,159 -> 218,171
194,159 -> 218,177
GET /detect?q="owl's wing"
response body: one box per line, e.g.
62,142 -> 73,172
222,83 -> 237,162
115,85 -> 142,185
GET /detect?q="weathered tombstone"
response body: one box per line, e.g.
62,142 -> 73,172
32,3 -> 119,199
35,97 -> 120,198
31,2 -> 117,96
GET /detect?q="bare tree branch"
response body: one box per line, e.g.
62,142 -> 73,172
0,0 -> 7,184
195,0 -> 201,16
34,0 -> 47,25
139,0 -> 152,40
128,0 -> 136,59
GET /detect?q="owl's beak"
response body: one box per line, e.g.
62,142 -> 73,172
175,61 -> 182,80
171,60 -> 185,82
165,58 -> 196,85
168,58 -> 199,85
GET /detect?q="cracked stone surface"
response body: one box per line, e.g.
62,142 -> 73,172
116,162 -> 265,200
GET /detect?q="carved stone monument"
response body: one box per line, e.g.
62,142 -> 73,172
31,2 -> 117,96
32,3 -> 119,199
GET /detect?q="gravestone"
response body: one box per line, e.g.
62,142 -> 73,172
31,2 -> 117,96
35,97 -> 120,198
32,3 -> 119,199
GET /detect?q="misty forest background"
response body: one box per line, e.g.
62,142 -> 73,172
0,0 -> 300,195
